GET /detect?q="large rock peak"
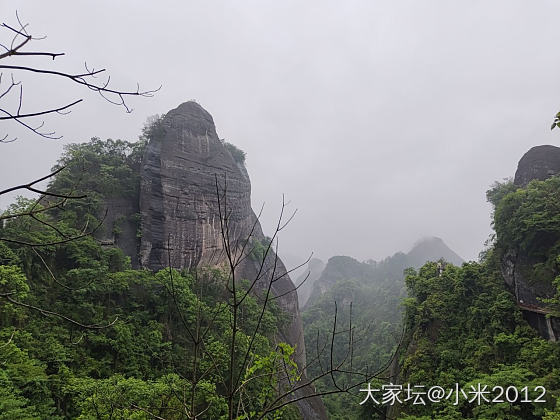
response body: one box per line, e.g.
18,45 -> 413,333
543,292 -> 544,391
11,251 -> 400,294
139,101 -> 252,270
170,100 -> 214,127
513,145 -> 560,187
407,236 -> 464,267
138,102 -> 327,418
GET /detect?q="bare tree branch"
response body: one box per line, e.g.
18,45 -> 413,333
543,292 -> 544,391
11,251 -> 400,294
0,12 -> 159,141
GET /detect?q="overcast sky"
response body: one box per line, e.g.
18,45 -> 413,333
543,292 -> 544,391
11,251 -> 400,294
1,1 -> 560,264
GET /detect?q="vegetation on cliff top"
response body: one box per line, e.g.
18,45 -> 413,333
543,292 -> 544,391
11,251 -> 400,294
392,177 -> 560,420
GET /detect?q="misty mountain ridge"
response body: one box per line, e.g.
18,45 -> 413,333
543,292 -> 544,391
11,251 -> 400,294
300,236 -> 464,417
301,236 -> 463,308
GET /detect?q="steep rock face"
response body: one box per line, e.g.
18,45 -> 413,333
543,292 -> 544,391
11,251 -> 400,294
513,145 -> 560,187
139,101 -> 253,270
139,101 -> 326,418
501,145 -> 560,341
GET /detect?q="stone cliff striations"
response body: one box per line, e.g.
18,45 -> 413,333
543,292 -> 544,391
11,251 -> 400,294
139,102 -> 253,270
138,101 -> 326,419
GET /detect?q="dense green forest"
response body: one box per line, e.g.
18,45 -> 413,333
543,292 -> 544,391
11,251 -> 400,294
301,241 -> 462,418
0,139 -> 299,419
3,4 -> 560,420
390,177 -> 560,419
303,276 -> 403,418
302,257 -> 406,419
2,137 -> 560,419
299,176 -> 560,419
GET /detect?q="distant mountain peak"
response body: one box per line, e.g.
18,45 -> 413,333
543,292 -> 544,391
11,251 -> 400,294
407,236 -> 464,267
304,236 -> 464,307
410,236 -> 445,248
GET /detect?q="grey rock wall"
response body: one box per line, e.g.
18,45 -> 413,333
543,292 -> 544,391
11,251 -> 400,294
139,101 -> 253,270
295,258 -> 325,308
138,101 -> 326,419
98,197 -> 140,267
513,145 -> 560,187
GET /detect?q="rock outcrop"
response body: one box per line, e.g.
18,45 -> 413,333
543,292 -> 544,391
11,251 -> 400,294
501,145 -> 560,341
139,101 -> 326,418
98,197 -> 140,267
513,145 -> 560,187
139,102 -> 253,270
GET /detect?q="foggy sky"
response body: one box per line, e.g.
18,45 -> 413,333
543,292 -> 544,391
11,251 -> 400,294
2,1 -> 560,264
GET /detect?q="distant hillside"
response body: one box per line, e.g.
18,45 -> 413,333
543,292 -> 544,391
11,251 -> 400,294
305,236 -> 463,307
301,237 -> 463,418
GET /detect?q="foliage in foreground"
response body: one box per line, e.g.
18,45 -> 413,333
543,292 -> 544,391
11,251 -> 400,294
302,272 -> 404,419
0,243 -> 296,419
0,137 -> 296,419
392,177 -> 560,419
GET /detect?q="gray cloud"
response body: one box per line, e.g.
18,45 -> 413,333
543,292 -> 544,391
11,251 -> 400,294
2,0 -> 560,264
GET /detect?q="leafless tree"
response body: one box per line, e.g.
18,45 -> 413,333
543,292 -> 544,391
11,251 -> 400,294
0,11 -> 156,329
0,9 -> 155,249
0,166 -> 94,246
0,12 -> 403,417
0,11 -> 159,142
153,175 -> 403,419
0,166 -> 120,329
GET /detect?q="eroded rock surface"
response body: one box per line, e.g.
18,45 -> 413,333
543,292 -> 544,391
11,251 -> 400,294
139,102 -> 253,270
295,258 -> 325,308
139,101 -> 326,418
513,145 -> 560,187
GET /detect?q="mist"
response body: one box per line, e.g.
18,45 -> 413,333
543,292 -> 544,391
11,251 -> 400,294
2,0 -> 560,263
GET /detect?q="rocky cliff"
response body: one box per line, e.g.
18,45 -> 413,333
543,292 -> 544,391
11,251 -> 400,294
138,101 -> 326,418
513,145 -> 560,187
501,145 -> 560,341
139,102 -> 253,270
